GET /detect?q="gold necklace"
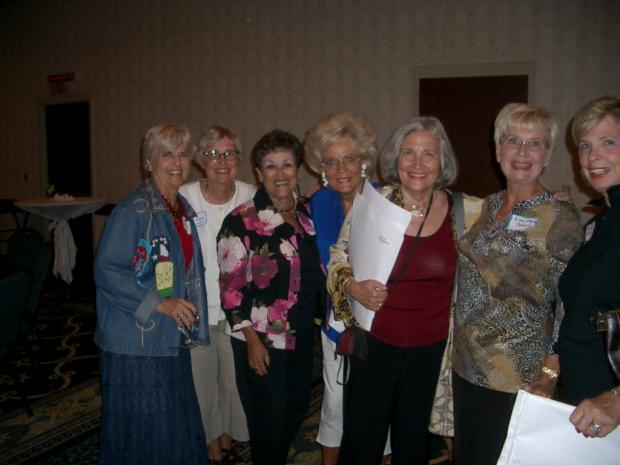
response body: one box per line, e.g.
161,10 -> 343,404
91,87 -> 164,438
402,193 -> 433,218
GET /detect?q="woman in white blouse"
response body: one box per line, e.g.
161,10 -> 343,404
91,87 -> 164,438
180,126 -> 256,465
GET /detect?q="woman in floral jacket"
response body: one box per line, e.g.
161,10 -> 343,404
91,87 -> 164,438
217,129 -> 325,465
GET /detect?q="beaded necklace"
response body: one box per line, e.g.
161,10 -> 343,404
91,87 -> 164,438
161,193 -> 184,219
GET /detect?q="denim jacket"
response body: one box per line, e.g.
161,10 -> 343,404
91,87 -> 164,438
94,178 -> 210,356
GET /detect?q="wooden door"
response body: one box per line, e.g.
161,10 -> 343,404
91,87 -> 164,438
419,75 -> 528,198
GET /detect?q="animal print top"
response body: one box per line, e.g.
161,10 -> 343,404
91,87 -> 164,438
452,191 -> 582,393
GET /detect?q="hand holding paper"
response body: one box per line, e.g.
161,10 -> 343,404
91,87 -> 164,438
347,183 -> 411,330
497,390 -> 620,465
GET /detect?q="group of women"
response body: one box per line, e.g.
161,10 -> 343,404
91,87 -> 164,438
93,95 -> 620,465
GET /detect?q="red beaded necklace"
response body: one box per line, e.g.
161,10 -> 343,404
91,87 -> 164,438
160,193 -> 184,219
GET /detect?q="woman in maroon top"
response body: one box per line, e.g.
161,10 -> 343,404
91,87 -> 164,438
327,116 -> 459,465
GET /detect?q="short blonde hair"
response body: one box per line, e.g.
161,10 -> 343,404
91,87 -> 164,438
141,123 -> 194,168
494,103 -> 558,154
572,96 -> 620,145
196,126 -> 243,161
304,112 -> 377,174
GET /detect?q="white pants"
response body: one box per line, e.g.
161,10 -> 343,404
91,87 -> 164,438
316,331 -> 391,454
190,320 -> 249,443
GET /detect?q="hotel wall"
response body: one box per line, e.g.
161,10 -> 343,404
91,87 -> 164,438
1,0 -> 619,240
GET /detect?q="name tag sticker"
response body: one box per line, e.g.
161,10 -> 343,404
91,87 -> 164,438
507,214 -> 538,231
194,211 -> 207,227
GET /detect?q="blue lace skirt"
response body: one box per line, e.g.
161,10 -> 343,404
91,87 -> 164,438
99,349 -> 208,465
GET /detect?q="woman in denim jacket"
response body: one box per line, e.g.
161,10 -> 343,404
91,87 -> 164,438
94,124 -> 209,465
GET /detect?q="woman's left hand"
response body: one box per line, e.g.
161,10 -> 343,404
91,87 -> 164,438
156,299 -> 198,328
570,390 -> 620,438
523,378 -> 556,398
524,354 -> 559,399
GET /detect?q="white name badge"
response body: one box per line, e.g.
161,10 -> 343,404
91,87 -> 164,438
193,211 -> 207,227
508,214 -> 538,231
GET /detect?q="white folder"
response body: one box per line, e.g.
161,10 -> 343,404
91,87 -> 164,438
498,390 -> 620,465
348,183 -> 411,330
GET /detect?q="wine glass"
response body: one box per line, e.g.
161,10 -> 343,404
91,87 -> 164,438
178,313 -> 199,348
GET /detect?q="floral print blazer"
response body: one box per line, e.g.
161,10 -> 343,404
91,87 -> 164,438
217,187 -> 318,350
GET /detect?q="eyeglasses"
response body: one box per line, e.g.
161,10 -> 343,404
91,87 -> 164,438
321,154 -> 360,170
502,136 -> 547,153
202,149 -> 240,163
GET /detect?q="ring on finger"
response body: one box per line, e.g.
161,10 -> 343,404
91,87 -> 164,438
590,422 -> 602,435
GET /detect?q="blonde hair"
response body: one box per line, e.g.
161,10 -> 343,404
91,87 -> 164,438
494,103 -> 558,154
196,126 -> 243,160
572,96 -> 620,145
304,112 -> 377,174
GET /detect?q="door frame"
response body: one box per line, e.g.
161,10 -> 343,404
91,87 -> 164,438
413,62 -> 536,116
37,93 -> 94,197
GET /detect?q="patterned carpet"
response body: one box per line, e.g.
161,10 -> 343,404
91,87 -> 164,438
0,296 -> 453,465
0,295 -> 100,465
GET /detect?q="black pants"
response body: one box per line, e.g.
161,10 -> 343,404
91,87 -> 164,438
231,331 -> 314,465
339,335 -> 446,465
453,371 -> 516,465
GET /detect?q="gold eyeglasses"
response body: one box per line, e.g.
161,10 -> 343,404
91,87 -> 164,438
202,149 -> 241,163
321,154 -> 360,170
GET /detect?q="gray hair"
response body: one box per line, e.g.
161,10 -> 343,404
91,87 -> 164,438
380,116 -> 458,189
141,123 -> 194,168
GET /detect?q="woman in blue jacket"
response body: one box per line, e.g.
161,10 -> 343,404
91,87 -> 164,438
94,124 -> 209,465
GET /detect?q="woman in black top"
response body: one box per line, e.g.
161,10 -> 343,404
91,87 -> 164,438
217,129 -> 324,465
559,96 -> 620,438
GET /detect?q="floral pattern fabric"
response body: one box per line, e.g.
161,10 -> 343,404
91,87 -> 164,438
217,187 -> 321,350
453,191 -> 583,393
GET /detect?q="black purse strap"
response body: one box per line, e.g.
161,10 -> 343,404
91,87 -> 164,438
390,191 -> 434,283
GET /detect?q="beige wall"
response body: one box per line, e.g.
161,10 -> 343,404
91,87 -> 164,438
1,0 -> 619,231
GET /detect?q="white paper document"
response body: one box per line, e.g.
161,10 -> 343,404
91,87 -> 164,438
347,183 -> 411,330
498,390 -> 620,465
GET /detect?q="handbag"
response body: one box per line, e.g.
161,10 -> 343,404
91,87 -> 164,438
428,192 -> 465,437
594,308 -> 620,380
336,325 -> 368,360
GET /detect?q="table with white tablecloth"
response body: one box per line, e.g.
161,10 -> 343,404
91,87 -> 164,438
14,197 -> 106,284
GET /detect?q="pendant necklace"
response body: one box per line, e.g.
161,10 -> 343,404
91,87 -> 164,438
403,192 -> 434,218
274,198 -> 297,214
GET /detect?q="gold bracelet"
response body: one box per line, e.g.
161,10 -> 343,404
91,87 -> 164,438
343,277 -> 352,296
541,366 -> 559,379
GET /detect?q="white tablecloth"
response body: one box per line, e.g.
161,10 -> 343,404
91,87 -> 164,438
14,197 -> 106,284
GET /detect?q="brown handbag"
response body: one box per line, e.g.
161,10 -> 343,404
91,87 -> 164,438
595,309 -> 620,380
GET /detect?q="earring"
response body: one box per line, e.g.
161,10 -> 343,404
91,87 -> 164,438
321,171 -> 328,187
361,163 -> 367,178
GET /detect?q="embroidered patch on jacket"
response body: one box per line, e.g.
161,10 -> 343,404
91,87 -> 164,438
132,239 -> 152,277
151,235 -> 174,297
